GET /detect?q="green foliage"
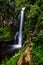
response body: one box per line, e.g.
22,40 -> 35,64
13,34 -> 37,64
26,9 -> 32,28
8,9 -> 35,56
0,0 -> 43,65
40,21 -> 43,29
38,30 -> 43,43
31,44 -> 43,65
1,53 -> 20,65
1,43 -> 26,65
38,30 -> 43,39
32,37 -> 38,43
0,0 -> 15,19
32,30 -> 43,44
0,27 -> 12,40
32,30 -> 43,65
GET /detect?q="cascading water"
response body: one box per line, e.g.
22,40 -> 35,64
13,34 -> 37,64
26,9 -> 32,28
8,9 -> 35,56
2,7 -> 26,55
12,7 -> 26,49
14,31 -> 18,40
18,7 -> 26,45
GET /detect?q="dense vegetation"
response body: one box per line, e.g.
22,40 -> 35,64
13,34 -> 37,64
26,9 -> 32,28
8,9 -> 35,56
0,0 -> 43,65
31,30 -> 43,65
0,0 -> 18,40
1,43 -> 27,65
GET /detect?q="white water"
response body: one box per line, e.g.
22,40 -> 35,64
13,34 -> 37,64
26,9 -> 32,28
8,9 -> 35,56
12,7 -> 26,49
14,31 -> 18,40
1,7 -> 26,55
18,7 -> 26,45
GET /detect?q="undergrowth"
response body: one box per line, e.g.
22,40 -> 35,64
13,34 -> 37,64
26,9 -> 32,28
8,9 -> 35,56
1,44 -> 27,65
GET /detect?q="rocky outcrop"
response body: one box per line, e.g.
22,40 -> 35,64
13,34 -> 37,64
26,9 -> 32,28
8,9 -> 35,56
17,43 -> 33,65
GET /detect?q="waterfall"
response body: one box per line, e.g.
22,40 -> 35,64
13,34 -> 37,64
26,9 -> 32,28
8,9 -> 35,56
14,31 -> 18,40
12,7 -> 26,49
18,7 -> 26,45
1,7 -> 26,55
